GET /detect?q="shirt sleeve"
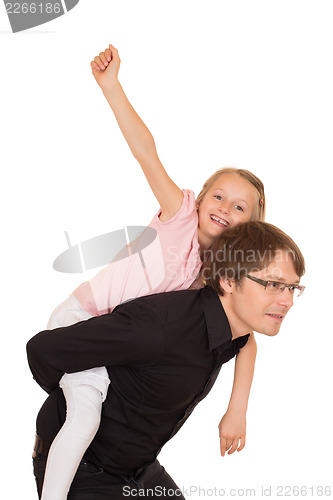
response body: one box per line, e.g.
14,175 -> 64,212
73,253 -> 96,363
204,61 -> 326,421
27,301 -> 163,394
148,189 -> 201,291
149,189 -> 198,232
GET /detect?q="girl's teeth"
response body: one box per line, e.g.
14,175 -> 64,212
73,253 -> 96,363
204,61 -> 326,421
211,216 -> 228,227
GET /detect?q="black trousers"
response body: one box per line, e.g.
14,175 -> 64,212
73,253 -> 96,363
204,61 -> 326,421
33,454 -> 185,499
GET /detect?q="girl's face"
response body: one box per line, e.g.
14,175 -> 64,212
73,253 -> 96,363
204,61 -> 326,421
197,173 -> 259,250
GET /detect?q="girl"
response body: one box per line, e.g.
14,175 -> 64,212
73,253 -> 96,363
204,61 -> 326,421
38,45 -> 265,500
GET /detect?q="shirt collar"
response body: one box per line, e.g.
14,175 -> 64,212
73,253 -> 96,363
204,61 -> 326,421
200,286 -> 233,351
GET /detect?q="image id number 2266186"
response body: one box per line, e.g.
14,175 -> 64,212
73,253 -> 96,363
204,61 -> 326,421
5,3 -> 62,14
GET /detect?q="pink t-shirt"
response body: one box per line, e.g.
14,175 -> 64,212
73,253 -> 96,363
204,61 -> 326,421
73,190 -> 203,315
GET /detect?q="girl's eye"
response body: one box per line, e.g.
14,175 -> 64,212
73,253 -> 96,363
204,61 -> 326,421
214,195 -> 223,201
234,205 -> 244,212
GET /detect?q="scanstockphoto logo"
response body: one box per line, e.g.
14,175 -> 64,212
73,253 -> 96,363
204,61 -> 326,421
3,0 -> 79,33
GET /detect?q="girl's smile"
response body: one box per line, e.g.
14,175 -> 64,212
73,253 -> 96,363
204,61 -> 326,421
210,214 -> 229,228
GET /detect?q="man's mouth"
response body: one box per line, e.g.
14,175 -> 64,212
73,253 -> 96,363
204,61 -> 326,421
210,215 -> 229,227
266,313 -> 285,322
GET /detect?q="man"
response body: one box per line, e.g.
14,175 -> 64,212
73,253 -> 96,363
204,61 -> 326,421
27,221 -> 305,500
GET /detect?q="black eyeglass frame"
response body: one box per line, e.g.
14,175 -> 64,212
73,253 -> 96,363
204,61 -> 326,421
246,275 -> 305,297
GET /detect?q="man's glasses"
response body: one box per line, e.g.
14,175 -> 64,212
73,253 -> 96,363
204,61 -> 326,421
246,275 -> 305,297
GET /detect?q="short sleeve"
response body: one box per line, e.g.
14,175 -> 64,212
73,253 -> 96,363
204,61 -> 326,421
150,189 -> 198,232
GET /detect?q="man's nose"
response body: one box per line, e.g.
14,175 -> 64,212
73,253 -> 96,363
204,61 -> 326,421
277,287 -> 294,308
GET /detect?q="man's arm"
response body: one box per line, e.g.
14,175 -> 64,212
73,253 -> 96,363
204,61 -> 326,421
218,332 -> 257,456
27,303 -> 162,393
91,44 -> 183,221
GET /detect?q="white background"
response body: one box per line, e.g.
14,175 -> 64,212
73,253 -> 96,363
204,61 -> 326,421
0,1 -> 332,498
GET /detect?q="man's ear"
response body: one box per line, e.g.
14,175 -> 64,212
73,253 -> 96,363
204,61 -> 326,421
219,277 -> 235,295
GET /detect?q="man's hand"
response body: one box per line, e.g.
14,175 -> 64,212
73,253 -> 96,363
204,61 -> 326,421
218,410 -> 246,457
90,44 -> 120,92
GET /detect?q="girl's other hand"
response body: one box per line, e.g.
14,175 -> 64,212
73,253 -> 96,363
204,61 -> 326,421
91,44 -> 120,92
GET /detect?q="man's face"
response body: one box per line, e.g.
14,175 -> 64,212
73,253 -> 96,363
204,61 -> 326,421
223,250 -> 300,337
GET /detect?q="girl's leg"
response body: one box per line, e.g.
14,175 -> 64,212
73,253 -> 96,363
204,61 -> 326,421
41,385 -> 102,500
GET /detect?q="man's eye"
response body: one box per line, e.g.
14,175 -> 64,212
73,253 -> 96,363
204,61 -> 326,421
267,282 -> 280,289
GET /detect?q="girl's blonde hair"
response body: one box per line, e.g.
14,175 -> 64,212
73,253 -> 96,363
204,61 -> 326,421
195,167 -> 266,221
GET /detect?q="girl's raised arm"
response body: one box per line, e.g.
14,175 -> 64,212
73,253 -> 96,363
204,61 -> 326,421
91,45 -> 183,221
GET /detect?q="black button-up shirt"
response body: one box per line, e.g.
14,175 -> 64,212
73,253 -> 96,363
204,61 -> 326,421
27,286 -> 249,476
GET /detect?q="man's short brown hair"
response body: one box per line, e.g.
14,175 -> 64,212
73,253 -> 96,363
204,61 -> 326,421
201,221 -> 305,296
